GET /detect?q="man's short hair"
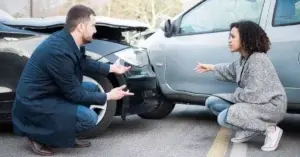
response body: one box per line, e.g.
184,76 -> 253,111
65,5 -> 96,32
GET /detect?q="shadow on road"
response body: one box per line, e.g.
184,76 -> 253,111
0,123 -> 13,133
168,105 -> 216,121
278,114 -> 300,132
99,105 -> 217,138
1,105 -> 300,136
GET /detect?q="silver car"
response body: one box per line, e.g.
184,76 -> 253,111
138,0 -> 300,119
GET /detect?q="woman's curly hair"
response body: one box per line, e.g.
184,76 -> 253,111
230,20 -> 271,54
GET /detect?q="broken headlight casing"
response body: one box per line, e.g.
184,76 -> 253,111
114,47 -> 150,68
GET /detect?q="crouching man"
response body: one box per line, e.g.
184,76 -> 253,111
12,5 -> 134,156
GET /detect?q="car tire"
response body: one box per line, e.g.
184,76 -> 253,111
137,99 -> 175,119
77,75 -> 117,139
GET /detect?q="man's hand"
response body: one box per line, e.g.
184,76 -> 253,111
109,58 -> 131,74
194,62 -> 215,73
106,85 -> 134,101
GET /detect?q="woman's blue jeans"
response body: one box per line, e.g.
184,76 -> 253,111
205,96 -> 237,129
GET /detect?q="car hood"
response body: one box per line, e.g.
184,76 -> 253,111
84,39 -> 130,60
0,22 -> 37,36
1,22 -> 140,64
0,15 -> 148,31
1,14 -> 148,63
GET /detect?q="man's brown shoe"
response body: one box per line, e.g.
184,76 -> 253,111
25,137 -> 54,156
75,138 -> 91,148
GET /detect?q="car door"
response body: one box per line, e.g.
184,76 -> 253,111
265,0 -> 300,106
149,0 -> 270,97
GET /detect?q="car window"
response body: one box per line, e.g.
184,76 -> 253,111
179,0 -> 265,35
273,0 -> 300,26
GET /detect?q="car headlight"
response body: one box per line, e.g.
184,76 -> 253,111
114,47 -> 150,67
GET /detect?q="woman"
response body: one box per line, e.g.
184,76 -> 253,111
194,20 -> 287,151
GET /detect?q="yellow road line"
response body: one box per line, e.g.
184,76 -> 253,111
206,127 -> 232,157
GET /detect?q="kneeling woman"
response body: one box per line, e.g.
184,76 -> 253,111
195,20 -> 287,152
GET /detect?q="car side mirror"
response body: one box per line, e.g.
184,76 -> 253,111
160,19 -> 173,38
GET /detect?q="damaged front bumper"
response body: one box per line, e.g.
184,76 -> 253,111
84,42 -> 159,120
121,63 -> 158,119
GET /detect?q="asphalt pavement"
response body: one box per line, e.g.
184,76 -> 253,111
1,104 -> 300,157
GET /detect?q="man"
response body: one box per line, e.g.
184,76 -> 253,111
12,5 -> 134,156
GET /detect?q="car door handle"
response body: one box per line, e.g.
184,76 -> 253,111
298,52 -> 300,64
155,63 -> 164,67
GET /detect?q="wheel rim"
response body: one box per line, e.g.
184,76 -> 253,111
83,76 -> 107,125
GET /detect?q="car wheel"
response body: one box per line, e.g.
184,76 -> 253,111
77,75 -> 117,139
138,99 -> 175,119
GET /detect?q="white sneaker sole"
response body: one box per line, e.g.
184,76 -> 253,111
261,128 -> 283,151
231,132 -> 260,143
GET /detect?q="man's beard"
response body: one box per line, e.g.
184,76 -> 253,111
82,36 -> 93,44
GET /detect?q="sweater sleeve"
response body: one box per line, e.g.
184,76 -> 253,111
214,60 -> 238,82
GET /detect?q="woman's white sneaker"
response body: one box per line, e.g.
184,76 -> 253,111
231,130 -> 260,143
261,126 -> 283,151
